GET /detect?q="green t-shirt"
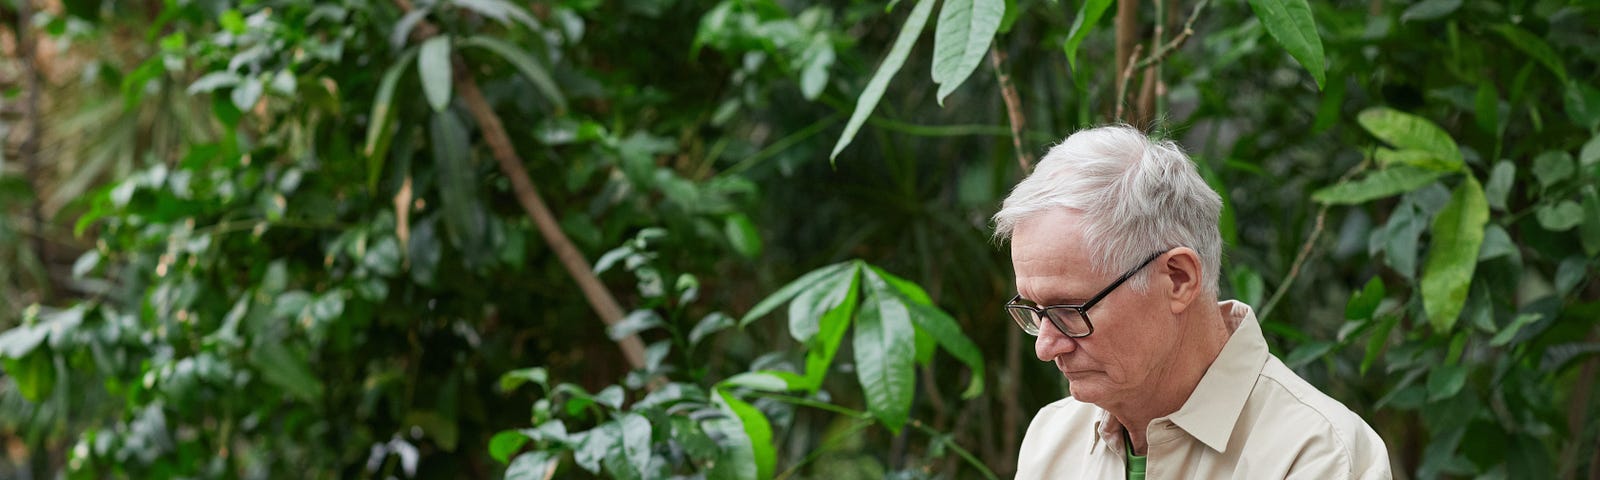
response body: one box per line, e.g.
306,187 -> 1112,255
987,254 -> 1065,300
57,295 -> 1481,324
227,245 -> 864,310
1124,433 -> 1147,480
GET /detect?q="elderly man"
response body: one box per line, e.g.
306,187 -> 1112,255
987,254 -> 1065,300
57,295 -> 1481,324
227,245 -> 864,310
993,126 -> 1390,479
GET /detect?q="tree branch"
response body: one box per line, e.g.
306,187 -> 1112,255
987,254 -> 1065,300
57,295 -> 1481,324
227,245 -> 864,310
989,47 -> 1033,173
17,0 -> 48,298
1114,43 -> 1143,123
394,0 -> 646,369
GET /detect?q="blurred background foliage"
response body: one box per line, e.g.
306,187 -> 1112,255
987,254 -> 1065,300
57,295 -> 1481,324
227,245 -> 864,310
0,0 -> 1597,478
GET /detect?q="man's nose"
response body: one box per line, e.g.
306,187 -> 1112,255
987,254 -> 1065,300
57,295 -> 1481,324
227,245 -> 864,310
1035,322 -> 1078,361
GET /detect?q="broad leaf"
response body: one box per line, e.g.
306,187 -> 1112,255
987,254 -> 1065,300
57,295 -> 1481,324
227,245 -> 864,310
1399,0 -> 1460,22
1426,364 -> 1468,401
931,0 -> 1004,104
867,266 -> 984,398
853,273 -> 917,433
830,0 -> 936,160
713,388 -> 775,480
1491,25 -> 1568,83
787,263 -> 860,343
1357,108 -> 1462,168
1485,161 -> 1514,211
505,451 -> 558,479
1420,177 -> 1488,332
740,261 -> 853,327
1531,151 -> 1574,188
429,112 -> 487,254
1247,0 -> 1325,89
417,36 -> 453,112
490,430 -> 529,464
1344,276 -> 1385,320
457,35 -> 567,111
1311,166 -> 1449,205
801,273 -> 860,391
618,413 -> 652,479
249,341 -> 323,402
1061,0 -> 1112,71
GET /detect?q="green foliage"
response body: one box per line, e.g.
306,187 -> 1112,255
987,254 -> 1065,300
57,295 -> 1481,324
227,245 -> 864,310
1246,0 -> 1324,88
4,0 -> 1599,478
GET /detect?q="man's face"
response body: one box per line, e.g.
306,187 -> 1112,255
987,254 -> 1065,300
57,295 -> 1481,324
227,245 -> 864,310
1011,209 -> 1181,407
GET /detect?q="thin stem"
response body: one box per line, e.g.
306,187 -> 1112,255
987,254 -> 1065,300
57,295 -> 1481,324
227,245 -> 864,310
392,0 -> 647,369
1114,44 -> 1144,122
990,46 -> 1034,173
1134,0 -> 1210,70
773,418 -> 874,480
1258,206 -> 1326,321
720,114 -> 841,178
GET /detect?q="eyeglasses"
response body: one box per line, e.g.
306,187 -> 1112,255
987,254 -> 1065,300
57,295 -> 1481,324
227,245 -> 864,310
1006,251 -> 1167,338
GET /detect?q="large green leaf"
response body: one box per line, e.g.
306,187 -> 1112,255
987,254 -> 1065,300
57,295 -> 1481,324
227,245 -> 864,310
456,35 -> 567,111
1061,0 -> 1112,72
867,266 -> 984,398
418,36 -> 453,112
617,413 -> 652,479
853,272 -> 917,434
801,273 -> 860,391
787,263 -> 860,343
1247,0 -> 1325,89
428,112 -> 487,254
830,0 -> 936,160
1357,108 -> 1462,168
1311,166 -> 1449,205
248,341 -> 323,402
739,261 -> 853,326
931,0 -> 1004,104
1420,177 -> 1488,332
364,46 -> 419,187
712,388 -> 775,480
1491,25 -> 1568,84
504,451 -> 558,479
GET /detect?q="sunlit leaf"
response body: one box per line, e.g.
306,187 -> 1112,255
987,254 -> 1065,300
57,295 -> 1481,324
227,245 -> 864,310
931,0 -> 1004,104
712,388 -> 774,480
1061,0 -> 1112,72
1420,177 -> 1488,332
417,36 -> 453,112
854,272 -> 916,433
504,451 -> 557,479
740,261 -> 853,327
1357,108 -> 1462,167
867,266 -> 984,398
1311,166 -> 1449,205
1247,0 -> 1325,89
787,263 -> 859,343
830,0 -> 936,161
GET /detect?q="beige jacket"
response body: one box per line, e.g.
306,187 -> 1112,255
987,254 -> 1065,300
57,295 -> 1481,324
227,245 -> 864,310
1016,301 -> 1392,479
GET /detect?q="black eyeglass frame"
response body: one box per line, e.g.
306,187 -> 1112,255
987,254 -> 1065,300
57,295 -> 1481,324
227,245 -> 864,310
1006,250 -> 1168,338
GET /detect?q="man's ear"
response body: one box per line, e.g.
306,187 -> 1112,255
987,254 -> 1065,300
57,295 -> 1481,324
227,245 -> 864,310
1161,247 -> 1203,314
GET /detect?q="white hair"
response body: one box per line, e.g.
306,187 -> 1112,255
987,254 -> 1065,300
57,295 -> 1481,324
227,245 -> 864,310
993,125 -> 1223,295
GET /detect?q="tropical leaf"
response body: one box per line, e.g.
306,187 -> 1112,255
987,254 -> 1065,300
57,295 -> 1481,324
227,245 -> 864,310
1420,177 -> 1488,332
931,0 -> 1004,104
1247,0 -> 1325,89
830,0 -> 936,160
